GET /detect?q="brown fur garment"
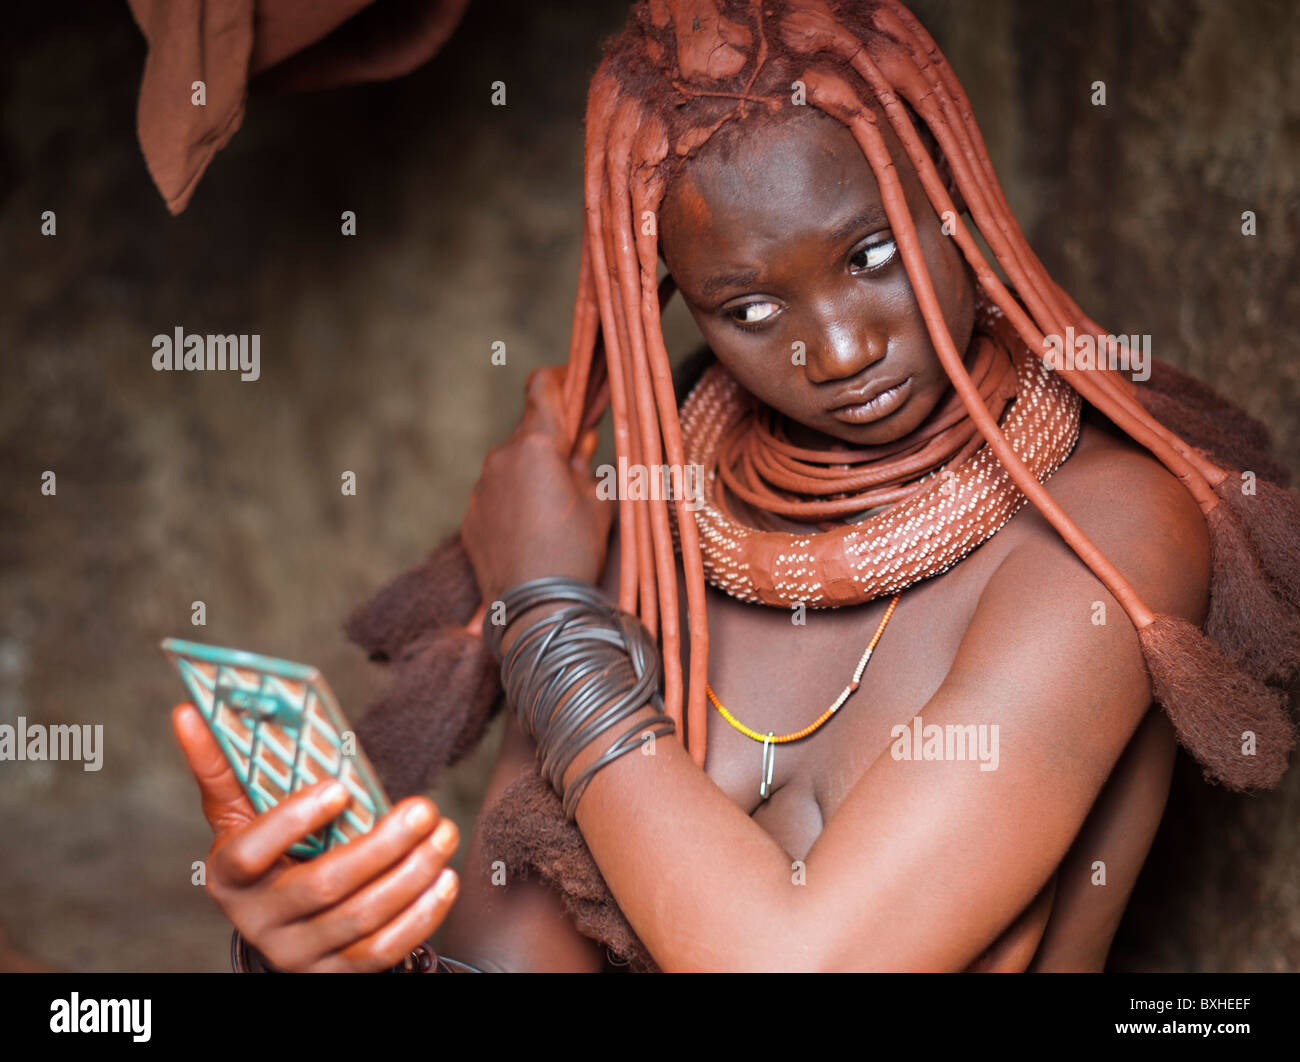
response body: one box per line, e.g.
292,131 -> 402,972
1139,358 -> 1290,487
343,528 -> 483,662
478,770 -> 659,972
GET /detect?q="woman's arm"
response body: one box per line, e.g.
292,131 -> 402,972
554,448 -> 1211,972
434,469 -> 634,973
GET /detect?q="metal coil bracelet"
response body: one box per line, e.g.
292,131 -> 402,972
483,577 -> 676,818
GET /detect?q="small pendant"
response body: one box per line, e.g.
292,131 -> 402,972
760,731 -> 776,801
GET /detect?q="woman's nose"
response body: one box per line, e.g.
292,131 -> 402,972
802,305 -> 888,384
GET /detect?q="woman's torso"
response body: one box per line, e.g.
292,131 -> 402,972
602,414 -> 1178,971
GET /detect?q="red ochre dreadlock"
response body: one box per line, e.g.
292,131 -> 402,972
348,0 -> 1300,800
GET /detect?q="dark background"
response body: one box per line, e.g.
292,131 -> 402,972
0,0 -> 1296,971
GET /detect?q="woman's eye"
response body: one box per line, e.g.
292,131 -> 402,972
850,235 -> 897,273
727,300 -> 780,327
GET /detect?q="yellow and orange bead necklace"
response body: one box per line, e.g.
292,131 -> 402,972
706,594 -> 902,801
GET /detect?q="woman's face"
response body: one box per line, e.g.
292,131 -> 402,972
659,106 -> 975,450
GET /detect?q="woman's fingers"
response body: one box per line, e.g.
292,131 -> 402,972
177,697 -> 464,971
571,427 -> 600,473
171,702 -> 257,837
274,816 -> 460,968
511,365 -> 569,445
322,867 -> 460,972
210,779 -> 351,888
268,797 -> 444,921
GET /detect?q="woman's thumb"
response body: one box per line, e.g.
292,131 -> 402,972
172,702 -> 257,838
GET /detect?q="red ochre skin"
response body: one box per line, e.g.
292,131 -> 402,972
173,73 -> 1212,977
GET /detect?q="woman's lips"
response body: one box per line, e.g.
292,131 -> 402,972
828,378 -> 912,424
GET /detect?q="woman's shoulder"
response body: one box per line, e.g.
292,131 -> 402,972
1011,417 -> 1212,626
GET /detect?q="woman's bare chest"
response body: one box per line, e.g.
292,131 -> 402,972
674,544 -> 1001,861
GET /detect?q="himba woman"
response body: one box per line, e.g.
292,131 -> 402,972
172,0 -> 1300,972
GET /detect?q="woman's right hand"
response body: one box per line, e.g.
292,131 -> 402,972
171,702 -> 461,972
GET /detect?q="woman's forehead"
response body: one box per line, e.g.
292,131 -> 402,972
661,106 -> 902,268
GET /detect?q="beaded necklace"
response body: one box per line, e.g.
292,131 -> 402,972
673,298 -> 1081,610
707,594 -> 901,800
